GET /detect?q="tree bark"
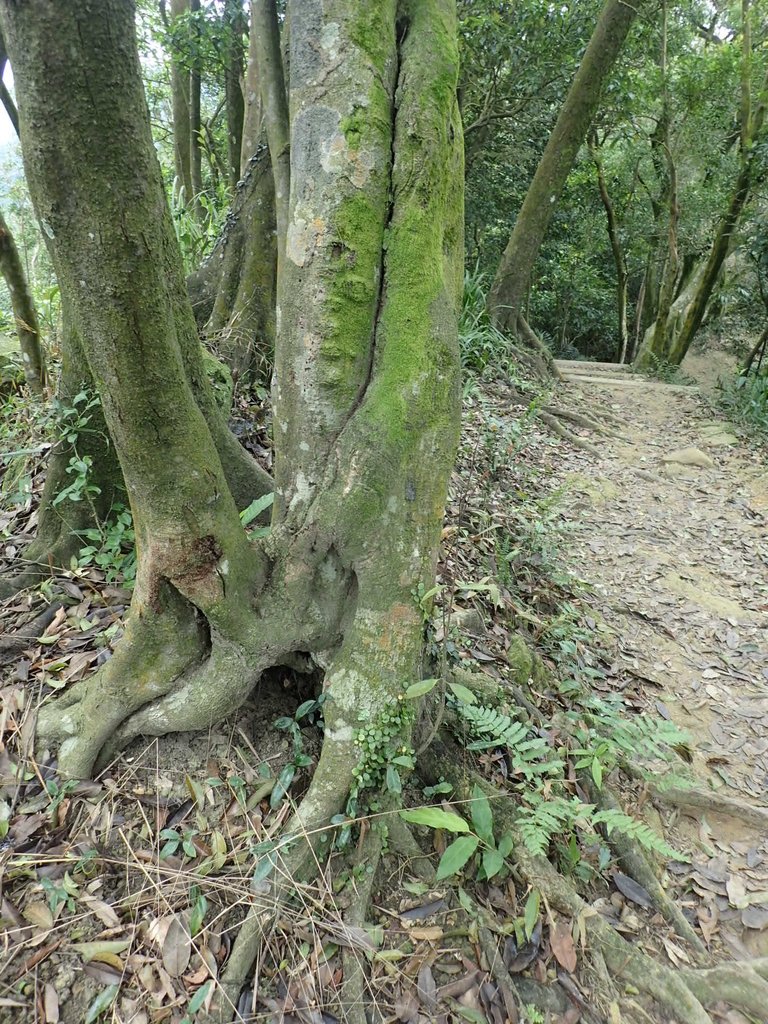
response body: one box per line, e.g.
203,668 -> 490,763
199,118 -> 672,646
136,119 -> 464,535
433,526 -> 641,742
1,3 -> 463,900
195,141 -> 277,380
169,0 -> 193,205
589,133 -> 629,363
639,5 -> 768,366
0,206 -> 46,391
487,0 -> 644,332
251,0 -> 289,269
223,0 -> 246,187
0,28 -> 19,135
239,0 -> 262,175
189,0 -> 203,216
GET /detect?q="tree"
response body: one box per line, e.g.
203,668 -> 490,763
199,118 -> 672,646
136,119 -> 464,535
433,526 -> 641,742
487,0 -> 645,339
1,0 -> 462,1009
636,0 -> 768,367
0,74 -> 46,391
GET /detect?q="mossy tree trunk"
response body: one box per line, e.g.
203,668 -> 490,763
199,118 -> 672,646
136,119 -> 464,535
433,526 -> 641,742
487,0 -> 644,335
1,0 -> 463,899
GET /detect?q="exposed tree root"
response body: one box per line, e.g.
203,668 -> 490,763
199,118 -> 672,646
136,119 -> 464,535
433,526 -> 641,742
537,410 -> 603,455
582,777 -> 708,959
0,601 -> 63,656
543,404 -> 629,441
339,829 -> 384,1024
421,738 -> 767,1024
648,782 -> 768,831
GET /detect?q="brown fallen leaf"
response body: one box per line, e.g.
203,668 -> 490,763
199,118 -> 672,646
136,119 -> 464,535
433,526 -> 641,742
162,915 -> 192,978
549,919 -> 577,973
43,984 -> 59,1023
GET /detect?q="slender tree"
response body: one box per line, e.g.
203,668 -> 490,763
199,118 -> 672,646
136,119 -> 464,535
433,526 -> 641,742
589,132 -> 630,362
169,0 -> 194,204
223,0 -> 246,187
487,0 -> 645,336
239,0 -> 262,175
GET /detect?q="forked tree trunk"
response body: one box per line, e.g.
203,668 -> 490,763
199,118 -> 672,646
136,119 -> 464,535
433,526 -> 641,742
487,0 -> 643,332
0,206 -> 46,391
192,143 -> 277,379
1,4 -> 463,920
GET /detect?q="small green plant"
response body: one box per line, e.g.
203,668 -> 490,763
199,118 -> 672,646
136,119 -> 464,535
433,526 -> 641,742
271,694 -> 328,809
400,786 -> 513,882
459,267 -> 528,376
718,370 -> 768,436
159,827 -> 200,860
41,873 -> 79,915
76,503 -> 137,585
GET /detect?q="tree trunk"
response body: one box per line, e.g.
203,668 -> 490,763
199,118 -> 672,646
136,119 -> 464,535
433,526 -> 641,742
239,0 -> 262,175
169,0 -> 193,205
195,142 -> 277,380
666,156 -> 756,364
589,134 -> 629,363
0,206 -> 46,391
0,27 -> 19,134
1,4 -> 463,920
487,0 -> 643,332
189,0 -> 203,216
637,0 -> 768,367
223,0 -> 245,187
251,0 -> 290,270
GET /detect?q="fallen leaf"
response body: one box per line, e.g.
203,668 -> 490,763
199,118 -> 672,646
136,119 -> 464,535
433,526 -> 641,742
162,915 -> 191,978
549,920 -> 577,972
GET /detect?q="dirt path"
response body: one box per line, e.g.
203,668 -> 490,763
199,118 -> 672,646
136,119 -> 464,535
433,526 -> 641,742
552,363 -> 768,961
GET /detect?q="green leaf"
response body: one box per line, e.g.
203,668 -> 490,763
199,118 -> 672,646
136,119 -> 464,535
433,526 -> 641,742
295,699 -> 318,720
453,1003 -> 487,1022
405,678 -> 438,699
240,492 -> 274,526
435,835 -> 480,880
399,807 -> 470,832
189,894 -> 208,936
470,785 -> 493,843
524,889 -> 540,939
270,763 -> 296,808
85,985 -> 118,1024
482,847 -> 505,880
386,765 -> 402,794
497,833 -> 514,859
188,981 -> 212,1015
591,757 -> 603,788
448,681 -> 478,704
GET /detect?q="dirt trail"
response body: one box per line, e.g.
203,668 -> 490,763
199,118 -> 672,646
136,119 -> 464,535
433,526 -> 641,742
553,361 -> 768,959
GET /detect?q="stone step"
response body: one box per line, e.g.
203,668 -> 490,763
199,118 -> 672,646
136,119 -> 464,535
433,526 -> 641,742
558,372 -> 698,393
554,359 -> 632,374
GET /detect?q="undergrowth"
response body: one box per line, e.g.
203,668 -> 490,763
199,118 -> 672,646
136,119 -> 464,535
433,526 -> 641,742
718,370 -> 768,437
